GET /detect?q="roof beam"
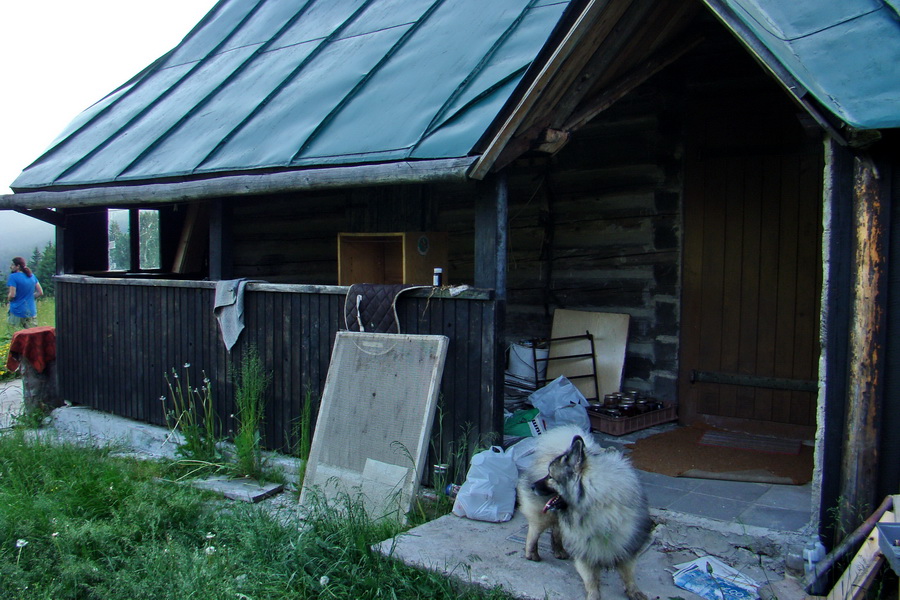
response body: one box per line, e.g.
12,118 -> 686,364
1,158 -> 476,210
563,33 -> 704,132
700,0 -> 848,145
14,208 -> 66,227
490,32 -> 704,167
468,0 -> 609,180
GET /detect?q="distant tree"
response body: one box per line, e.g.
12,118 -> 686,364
34,241 -> 56,297
139,210 -> 160,269
109,219 -> 130,271
30,246 -> 42,268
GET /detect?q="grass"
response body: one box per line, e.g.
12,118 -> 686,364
0,430 -> 515,600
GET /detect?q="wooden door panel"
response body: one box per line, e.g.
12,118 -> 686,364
680,134 -> 822,437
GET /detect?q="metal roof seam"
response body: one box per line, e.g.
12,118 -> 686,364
289,0 -> 448,165
198,0 -> 382,172
738,3 -> 880,42
117,0 -> 318,180
331,21 -> 419,43
49,0 -> 270,185
422,66 -> 532,142
411,0 -> 539,154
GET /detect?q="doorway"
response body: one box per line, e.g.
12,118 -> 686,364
679,99 -> 823,440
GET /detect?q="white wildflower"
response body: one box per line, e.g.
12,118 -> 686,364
16,539 -> 27,548
319,575 -> 330,587
205,546 -> 217,556
184,362 -> 191,368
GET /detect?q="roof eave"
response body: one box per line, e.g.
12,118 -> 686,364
467,0 -> 597,180
1,157 -> 476,210
699,0 -> 853,145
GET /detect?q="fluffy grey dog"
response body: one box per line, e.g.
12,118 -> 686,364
517,425 -> 652,600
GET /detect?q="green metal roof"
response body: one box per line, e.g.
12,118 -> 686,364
704,0 -> 900,130
12,0 -> 900,194
12,0 -> 571,191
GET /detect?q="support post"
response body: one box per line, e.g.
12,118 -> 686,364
817,138 -> 854,552
474,172 -> 508,297
839,154 -> 888,539
475,172 -> 508,437
209,199 -> 233,280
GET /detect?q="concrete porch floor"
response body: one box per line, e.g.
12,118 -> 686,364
379,425 -> 814,600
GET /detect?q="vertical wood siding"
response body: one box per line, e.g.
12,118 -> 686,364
55,278 -> 498,467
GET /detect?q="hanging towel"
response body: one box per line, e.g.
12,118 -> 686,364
214,279 -> 263,351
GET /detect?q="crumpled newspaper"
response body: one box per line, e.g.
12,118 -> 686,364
671,556 -> 760,600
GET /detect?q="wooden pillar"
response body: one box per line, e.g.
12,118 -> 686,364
474,172 -> 508,297
209,199 -> 233,280
839,155 -> 888,538
57,208 -> 74,274
128,209 -> 141,270
474,172 -> 508,436
817,138 -> 854,550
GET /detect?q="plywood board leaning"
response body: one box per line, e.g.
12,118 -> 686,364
299,332 -> 449,522
546,309 -> 630,399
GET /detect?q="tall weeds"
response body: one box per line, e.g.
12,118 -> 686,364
162,363 -> 219,462
293,387 -> 315,489
231,347 -> 269,479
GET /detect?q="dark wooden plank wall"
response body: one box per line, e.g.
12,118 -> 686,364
55,277 -> 498,471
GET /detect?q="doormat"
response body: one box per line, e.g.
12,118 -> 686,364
626,425 -> 813,485
698,430 -> 802,455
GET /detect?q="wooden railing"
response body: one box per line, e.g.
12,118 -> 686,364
55,276 -> 501,467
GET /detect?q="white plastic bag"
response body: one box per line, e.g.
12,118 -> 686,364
506,436 -> 540,472
452,446 -> 517,522
528,375 -> 591,430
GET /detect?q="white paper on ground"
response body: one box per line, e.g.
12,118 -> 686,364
671,556 -> 760,600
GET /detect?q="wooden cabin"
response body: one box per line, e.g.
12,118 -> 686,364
3,0 -> 899,547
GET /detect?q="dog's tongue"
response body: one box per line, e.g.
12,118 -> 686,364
542,494 -> 563,513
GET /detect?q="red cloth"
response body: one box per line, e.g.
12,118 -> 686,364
6,326 -> 56,374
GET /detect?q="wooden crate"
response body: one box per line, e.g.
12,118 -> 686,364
587,404 -> 677,436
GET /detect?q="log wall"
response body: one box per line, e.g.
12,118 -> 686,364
501,90 -> 682,402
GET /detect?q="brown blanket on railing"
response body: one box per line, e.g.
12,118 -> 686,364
344,284 -> 428,334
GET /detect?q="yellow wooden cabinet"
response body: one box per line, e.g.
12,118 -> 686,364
337,232 -> 448,285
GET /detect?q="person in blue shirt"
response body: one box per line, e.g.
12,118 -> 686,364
7,256 -> 43,330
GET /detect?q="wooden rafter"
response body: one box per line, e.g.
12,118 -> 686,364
563,34 -> 705,132
14,208 -> 65,227
482,0 -> 700,174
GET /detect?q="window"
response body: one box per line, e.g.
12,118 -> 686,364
107,208 -> 161,272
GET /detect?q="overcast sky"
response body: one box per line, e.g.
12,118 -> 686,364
0,0 -> 217,249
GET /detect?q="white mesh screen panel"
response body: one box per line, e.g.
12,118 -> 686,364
300,332 -> 449,520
